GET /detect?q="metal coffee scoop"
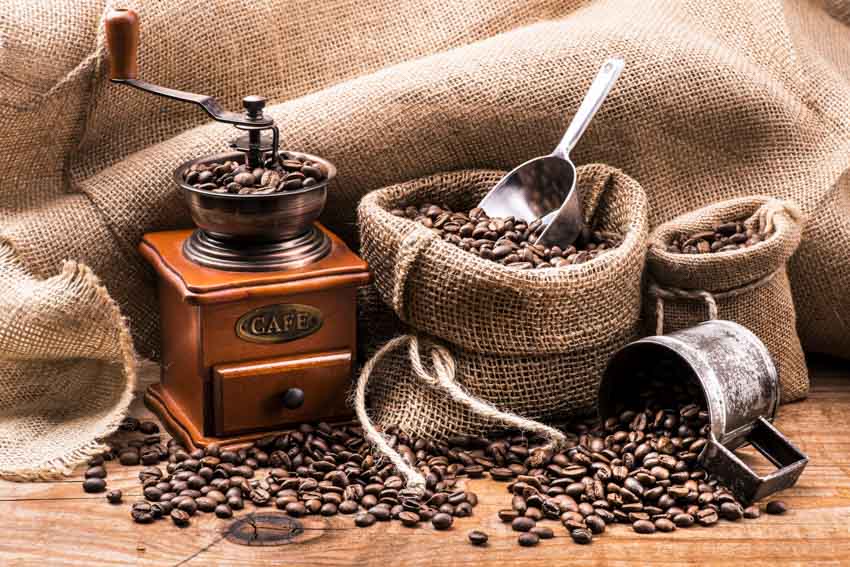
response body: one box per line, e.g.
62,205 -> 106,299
598,320 -> 808,504
477,58 -> 624,248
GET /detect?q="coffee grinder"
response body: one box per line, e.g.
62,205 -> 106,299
105,8 -> 370,449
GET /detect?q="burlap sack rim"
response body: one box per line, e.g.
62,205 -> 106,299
361,166 -> 647,288
0,249 -> 138,481
647,196 -> 802,290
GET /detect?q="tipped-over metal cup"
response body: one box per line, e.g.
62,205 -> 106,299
598,320 -> 808,504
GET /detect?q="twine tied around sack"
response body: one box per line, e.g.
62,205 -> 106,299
747,198 -> 803,236
390,228 -> 438,323
353,334 -> 568,491
649,269 -> 780,335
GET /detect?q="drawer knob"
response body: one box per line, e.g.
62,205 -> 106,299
282,388 -> 305,410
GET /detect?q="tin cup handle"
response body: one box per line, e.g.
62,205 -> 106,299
699,416 -> 808,505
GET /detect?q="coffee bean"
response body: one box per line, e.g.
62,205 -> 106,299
82,478 -> 106,493
139,421 -> 159,435
119,451 -> 140,466
511,516 -> 535,532
196,497 -> 216,513
530,526 -> 553,539
498,509 -> 518,522
131,501 -> 155,524
339,500 -> 359,514
177,498 -> 197,516
468,530 -> 488,546
517,532 -> 540,547
673,513 -> 694,527
570,528 -> 592,544
354,512 -> 376,527
655,518 -> 676,532
633,519 -> 656,534
106,489 -> 122,504
171,509 -> 190,527
766,500 -> 788,515
585,514 -> 606,534
720,502 -> 744,521
143,486 -> 163,501
696,508 -> 719,526
490,467 -> 514,481
431,513 -> 453,530
85,466 -> 107,479
399,511 -> 420,527
743,505 -> 761,519
215,504 -> 233,519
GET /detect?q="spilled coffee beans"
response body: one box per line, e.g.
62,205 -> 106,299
84,390 -> 790,548
666,220 -> 771,254
392,203 -> 622,269
182,152 -> 326,195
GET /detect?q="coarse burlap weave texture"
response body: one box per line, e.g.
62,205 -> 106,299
3,0 -> 850,478
646,197 -> 807,403
355,165 -> 648,440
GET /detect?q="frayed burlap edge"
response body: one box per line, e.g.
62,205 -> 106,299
0,245 -> 138,481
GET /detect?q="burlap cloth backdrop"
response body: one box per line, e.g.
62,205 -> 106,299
2,0 -> 850,479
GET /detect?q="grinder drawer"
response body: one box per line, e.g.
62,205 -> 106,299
212,350 -> 352,436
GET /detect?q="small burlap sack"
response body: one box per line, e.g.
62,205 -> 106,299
646,197 -> 807,403
353,165 -> 648,485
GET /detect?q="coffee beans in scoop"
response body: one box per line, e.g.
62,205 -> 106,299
391,203 -> 622,269
183,152 -> 326,195
666,220 -> 771,254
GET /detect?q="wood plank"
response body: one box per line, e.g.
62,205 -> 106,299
1,358 -> 849,566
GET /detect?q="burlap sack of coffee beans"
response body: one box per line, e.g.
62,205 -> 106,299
645,197 -> 807,403
355,165 -> 648,443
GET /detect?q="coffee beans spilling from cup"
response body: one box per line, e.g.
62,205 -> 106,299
481,376 -> 775,547
666,220 -> 772,254
391,204 -> 622,269
182,153 -> 326,195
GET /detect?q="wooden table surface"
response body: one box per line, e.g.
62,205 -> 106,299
2,357 -> 849,567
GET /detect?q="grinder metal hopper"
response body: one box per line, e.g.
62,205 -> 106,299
106,8 -> 332,271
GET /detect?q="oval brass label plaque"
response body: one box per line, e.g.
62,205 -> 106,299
236,304 -> 323,344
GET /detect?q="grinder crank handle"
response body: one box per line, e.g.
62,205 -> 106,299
104,8 -> 273,127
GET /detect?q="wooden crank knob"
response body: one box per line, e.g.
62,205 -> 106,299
105,8 -> 140,80
282,388 -> 305,410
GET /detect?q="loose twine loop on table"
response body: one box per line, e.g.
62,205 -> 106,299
354,334 -> 567,491
650,198 -> 799,335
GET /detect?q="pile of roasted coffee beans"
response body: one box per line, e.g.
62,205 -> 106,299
666,220 -> 771,254
83,417 -> 479,530
391,204 -> 622,269
182,152 -> 325,195
84,391 -> 790,546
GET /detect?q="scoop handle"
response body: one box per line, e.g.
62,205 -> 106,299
553,58 -> 624,160
105,8 -> 140,80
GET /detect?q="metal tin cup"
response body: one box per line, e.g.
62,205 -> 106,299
598,320 -> 807,504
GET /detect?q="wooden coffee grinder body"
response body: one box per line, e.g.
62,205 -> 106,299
140,226 -> 370,449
